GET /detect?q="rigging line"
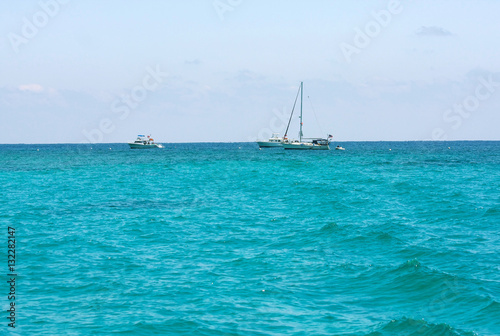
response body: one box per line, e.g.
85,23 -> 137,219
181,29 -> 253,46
308,95 -> 324,135
284,85 -> 301,138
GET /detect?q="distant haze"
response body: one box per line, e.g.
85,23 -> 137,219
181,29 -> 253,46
1,0 -> 499,143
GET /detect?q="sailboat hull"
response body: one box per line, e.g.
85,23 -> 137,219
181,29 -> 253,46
283,143 -> 329,150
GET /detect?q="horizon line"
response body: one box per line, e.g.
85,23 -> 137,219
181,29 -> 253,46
1,139 -> 499,145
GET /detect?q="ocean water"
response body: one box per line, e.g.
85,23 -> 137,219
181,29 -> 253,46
1,141 -> 499,336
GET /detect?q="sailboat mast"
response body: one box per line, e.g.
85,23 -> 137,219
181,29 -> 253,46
299,81 -> 303,142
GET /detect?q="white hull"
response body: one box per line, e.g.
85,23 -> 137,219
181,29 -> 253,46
257,133 -> 283,148
128,143 -> 163,149
283,142 -> 330,150
257,141 -> 283,148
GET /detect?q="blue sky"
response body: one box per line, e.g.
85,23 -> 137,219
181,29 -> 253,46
1,0 -> 499,143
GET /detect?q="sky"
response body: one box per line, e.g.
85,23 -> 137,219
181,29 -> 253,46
1,0 -> 499,143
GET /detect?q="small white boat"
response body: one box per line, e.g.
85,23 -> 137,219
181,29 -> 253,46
128,135 -> 164,149
335,146 -> 345,151
256,133 -> 284,148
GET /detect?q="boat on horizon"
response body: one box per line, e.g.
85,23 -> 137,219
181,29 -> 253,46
282,82 -> 331,150
128,135 -> 164,149
256,133 -> 284,148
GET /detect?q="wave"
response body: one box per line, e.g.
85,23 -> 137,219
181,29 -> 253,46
320,222 -> 340,232
381,259 -> 468,297
365,317 -> 478,336
482,206 -> 500,218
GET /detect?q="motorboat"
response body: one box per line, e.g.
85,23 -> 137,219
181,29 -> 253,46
256,133 -> 284,148
128,135 -> 164,149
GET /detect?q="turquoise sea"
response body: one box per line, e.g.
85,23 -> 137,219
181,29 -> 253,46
1,141 -> 499,336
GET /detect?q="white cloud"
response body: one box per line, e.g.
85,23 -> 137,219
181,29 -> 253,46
185,59 -> 202,65
18,84 -> 44,93
416,26 -> 453,37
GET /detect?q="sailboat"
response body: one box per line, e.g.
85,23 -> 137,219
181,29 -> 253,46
282,82 -> 330,150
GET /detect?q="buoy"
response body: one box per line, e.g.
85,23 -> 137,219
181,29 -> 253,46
389,149 -> 392,151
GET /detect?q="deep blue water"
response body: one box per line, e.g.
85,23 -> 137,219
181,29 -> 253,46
1,141 -> 499,335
